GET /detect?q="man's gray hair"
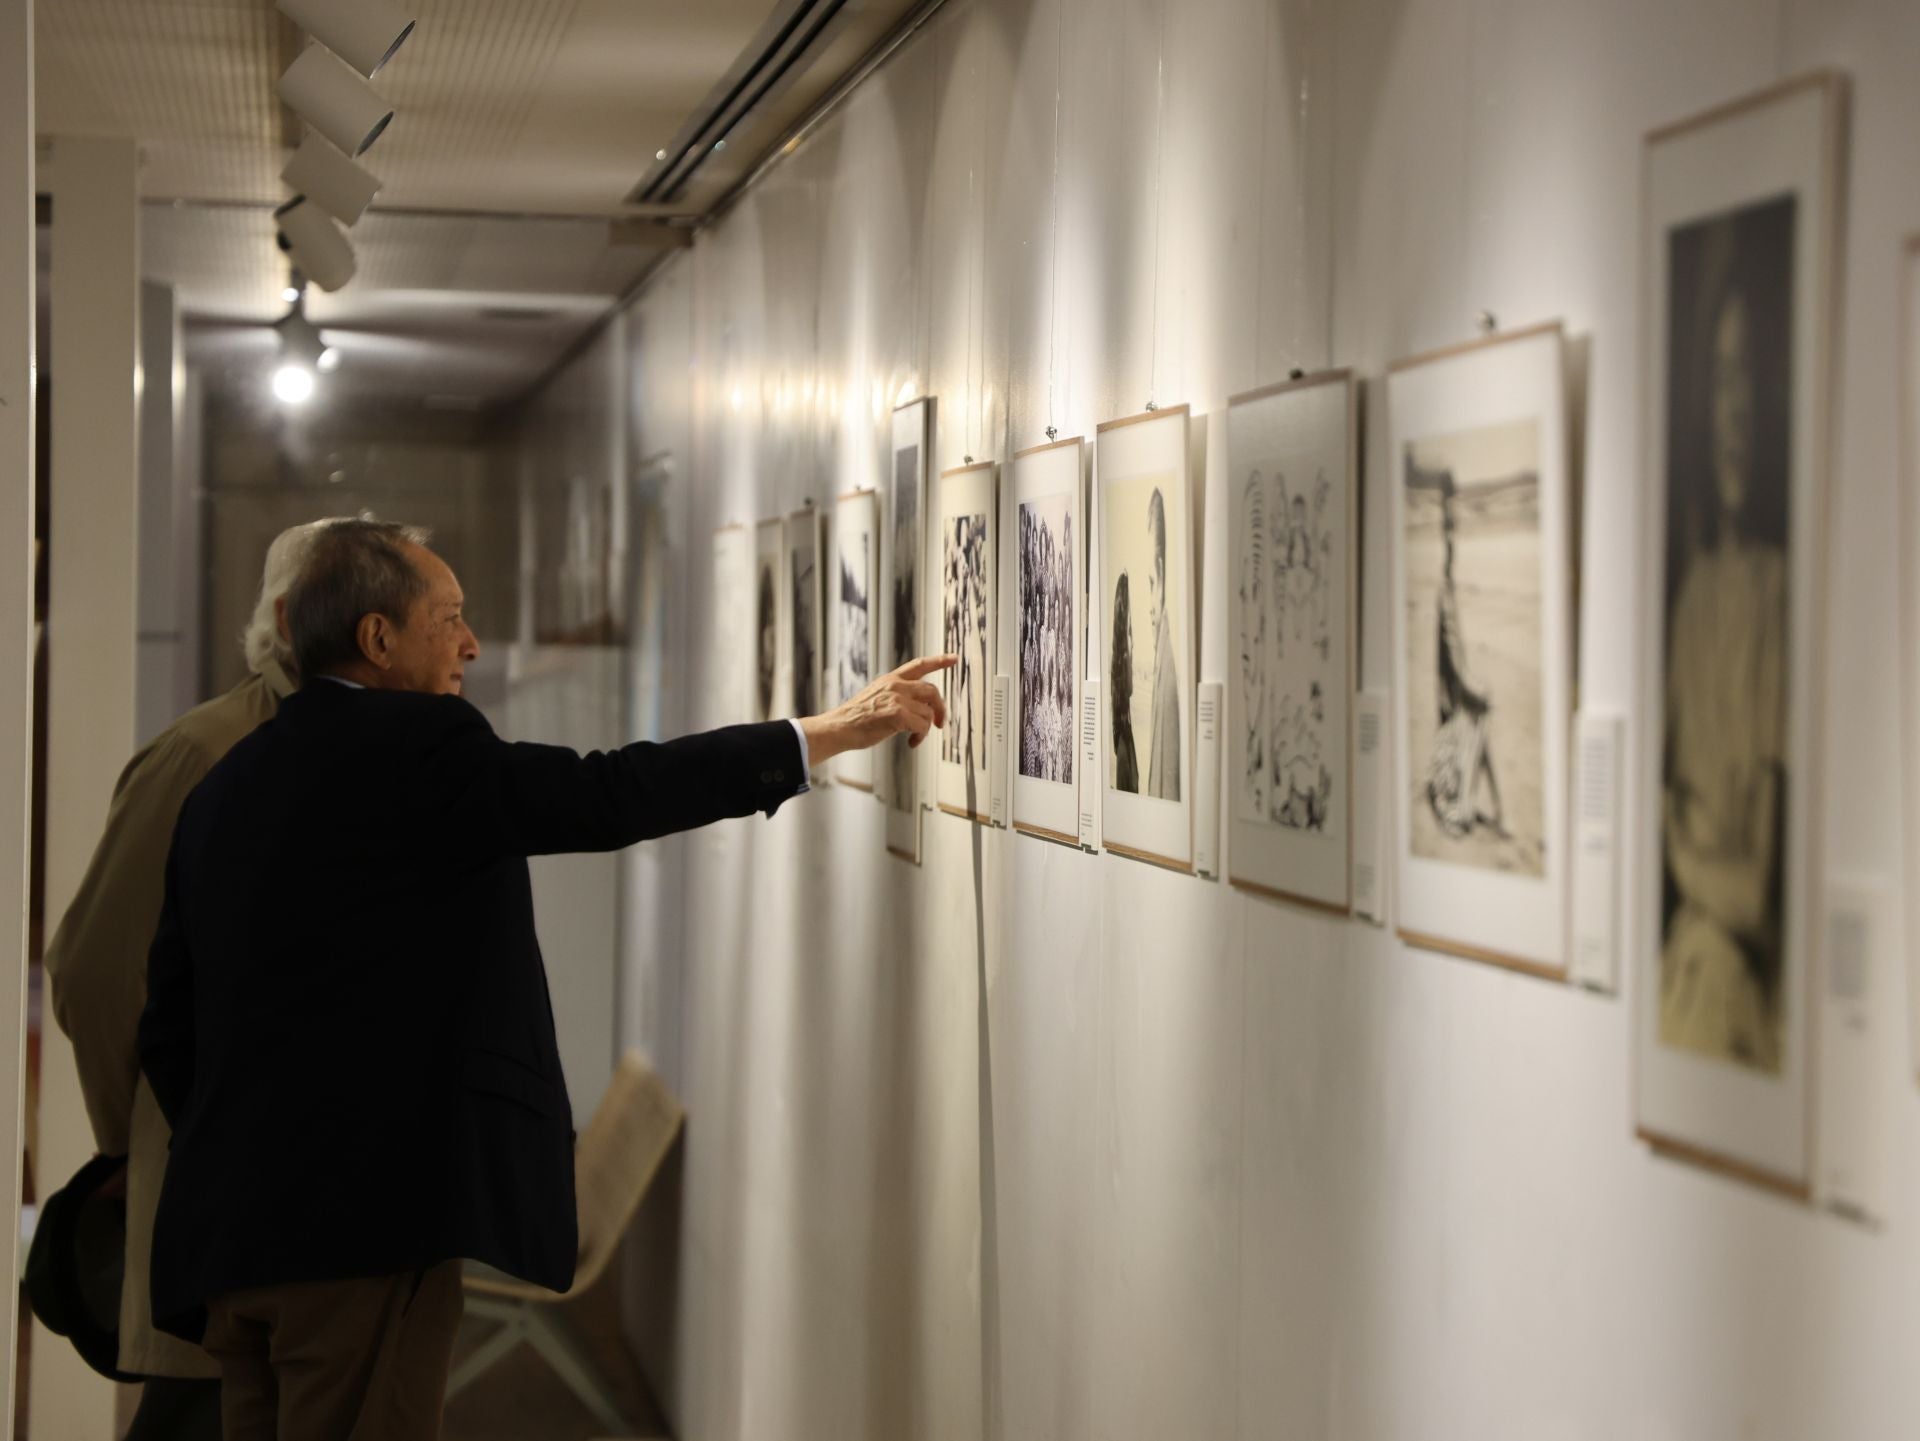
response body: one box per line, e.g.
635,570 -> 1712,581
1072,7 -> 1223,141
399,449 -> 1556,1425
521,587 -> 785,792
284,518 -> 434,682
242,517 -> 360,676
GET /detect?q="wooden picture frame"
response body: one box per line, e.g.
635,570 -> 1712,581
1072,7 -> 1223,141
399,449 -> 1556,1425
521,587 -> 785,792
1225,370 -> 1359,913
1386,321 -> 1573,978
1634,70 -> 1847,1197
1010,435 -> 1087,848
1096,404 -> 1195,874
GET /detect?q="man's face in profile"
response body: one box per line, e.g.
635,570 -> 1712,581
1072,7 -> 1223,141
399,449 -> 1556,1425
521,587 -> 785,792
384,543 -> 479,696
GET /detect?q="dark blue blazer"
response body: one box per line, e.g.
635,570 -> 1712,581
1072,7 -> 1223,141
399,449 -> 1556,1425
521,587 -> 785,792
138,681 -> 802,1340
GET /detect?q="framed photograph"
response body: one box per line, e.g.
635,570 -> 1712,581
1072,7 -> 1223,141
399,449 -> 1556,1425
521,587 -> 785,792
1637,72 -> 1845,1195
884,397 -> 933,862
1226,372 -> 1359,912
832,488 -> 879,790
752,517 -> 785,723
1097,405 -> 1194,872
710,523 -> 752,727
785,505 -> 824,745
1905,236 -> 1920,1088
1011,436 -> 1086,846
937,462 -> 997,823
1388,322 -> 1572,977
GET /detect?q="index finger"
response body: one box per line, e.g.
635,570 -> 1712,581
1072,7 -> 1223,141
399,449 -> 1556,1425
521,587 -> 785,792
896,653 -> 958,680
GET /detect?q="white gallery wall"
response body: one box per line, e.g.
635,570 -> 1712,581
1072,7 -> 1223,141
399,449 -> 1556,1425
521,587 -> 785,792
572,0 -> 1920,1436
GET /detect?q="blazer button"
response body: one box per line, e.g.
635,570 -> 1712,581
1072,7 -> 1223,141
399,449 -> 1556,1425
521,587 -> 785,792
760,770 -> 773,782
773,770 -> 785,782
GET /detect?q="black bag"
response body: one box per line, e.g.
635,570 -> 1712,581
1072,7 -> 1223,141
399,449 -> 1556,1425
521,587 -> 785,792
24,1152 -> 142,1382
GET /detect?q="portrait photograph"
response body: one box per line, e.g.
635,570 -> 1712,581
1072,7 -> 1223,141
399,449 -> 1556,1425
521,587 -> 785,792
937,462 -> 996,822
1010,437 -> 1085,846
1635,72 -> 1844,1195
1226,373 -> 1357,911
1097,405 -> 1194,871
1387,324 -> 1571,977
710,523 -> 751,728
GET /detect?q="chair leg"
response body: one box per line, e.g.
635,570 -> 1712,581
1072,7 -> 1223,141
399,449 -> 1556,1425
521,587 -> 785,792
445,1309 -> 528,1399
521,1307 -> 630,1434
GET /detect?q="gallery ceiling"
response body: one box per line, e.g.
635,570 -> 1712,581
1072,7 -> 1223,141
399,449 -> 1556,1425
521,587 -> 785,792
35,0 -> 930,404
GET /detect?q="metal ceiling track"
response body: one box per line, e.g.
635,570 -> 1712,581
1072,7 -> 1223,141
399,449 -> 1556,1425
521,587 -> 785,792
626,0 -> 853,205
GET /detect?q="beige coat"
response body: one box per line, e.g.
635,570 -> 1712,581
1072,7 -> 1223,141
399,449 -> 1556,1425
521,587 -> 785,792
43,661 -> 293,1376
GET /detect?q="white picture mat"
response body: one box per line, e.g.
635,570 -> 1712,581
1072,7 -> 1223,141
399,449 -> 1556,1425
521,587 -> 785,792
1010,439 -> 1085,843
937,462 -> 997,819
832,489 -> 879,789
1635,77 -> 1839,1187
753,517 -> 787,723
784,507 -> 823,722
1097,407 -> 1194,869
1387,326 -> 1571,969
1906,240 -> 1920,1086
885,398 -> 932,861
1225,375 -> 1357,909
710,524 -> 751,728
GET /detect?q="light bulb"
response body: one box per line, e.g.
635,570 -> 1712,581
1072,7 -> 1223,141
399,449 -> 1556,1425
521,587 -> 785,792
282,285 -> 302,303
273,363 -> 316,404
317,347 -> 342,372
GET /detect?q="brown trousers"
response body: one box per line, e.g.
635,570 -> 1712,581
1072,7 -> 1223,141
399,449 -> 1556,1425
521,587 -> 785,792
200,1262 -> 465,1441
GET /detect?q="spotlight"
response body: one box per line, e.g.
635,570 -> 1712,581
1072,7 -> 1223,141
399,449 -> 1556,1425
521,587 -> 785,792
277,0 -> 415,78
278,45 -> 394,157
317,347 -> 342,373
272,364 -> 316,405
281,133 -> 382,226
282,285 -> 302,303
274,197 -> 356,292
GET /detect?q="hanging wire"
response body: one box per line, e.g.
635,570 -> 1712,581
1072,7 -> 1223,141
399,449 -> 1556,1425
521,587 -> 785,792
1147,0 -> 1169,410
1253,0 -> 1276,384
1045,0 -> 1065,440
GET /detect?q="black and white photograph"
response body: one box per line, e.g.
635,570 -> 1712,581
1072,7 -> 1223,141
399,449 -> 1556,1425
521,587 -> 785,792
887,440 -> 921,813
1226,375 -> 1357,909
886,398 -> 932,860
942,514 -> 988,769
1402,419 -> 1545,879
838,528 -> 871,702
832,489 -> 879,790
1018,493 -> 1074,784
786,508 -> 821,720
1388,324 -> 1570,978
1656,197 -> 1795,1075
1106,472 -> 1181,801
710,524 -> 751,726
1098,407 -> 1194,870
753,517 -> 784,723
1011,437 -> 1085,844
936,461 -> 996,822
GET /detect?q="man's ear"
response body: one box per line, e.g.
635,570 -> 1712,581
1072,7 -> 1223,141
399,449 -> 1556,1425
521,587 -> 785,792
355,612 -> 392,670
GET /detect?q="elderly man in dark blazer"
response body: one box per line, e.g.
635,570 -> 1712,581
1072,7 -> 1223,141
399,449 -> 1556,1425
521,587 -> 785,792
138,518 -> 952,1440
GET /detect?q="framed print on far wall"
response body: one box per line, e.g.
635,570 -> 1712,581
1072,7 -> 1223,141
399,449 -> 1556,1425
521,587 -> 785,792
785,506 -> 824,773
937,461 -> 997,824
710,523 -> 752,729
883,396 -> 933,863
1637,72 -> 1846,1197
752,517 -> 786,723
1011,436 -> 1085,847
1387,322 -> 1571,979
1097,404 -> 1194,873
1225,371 -> 1358,913
832,488 -> 879,791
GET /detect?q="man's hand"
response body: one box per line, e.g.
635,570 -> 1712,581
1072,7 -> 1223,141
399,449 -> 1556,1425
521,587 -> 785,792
800,655 -> 957,765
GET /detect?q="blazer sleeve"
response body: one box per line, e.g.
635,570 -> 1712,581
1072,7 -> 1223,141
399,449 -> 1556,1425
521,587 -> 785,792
137,833 -> 195,1131
421,699 -> 807,864
43,732 -> 212,1155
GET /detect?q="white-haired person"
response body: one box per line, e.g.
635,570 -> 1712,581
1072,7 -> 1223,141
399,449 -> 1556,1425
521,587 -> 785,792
42,516 -> 352,1440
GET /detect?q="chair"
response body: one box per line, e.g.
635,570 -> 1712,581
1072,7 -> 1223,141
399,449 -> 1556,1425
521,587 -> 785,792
445,1048 -> 685,1434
